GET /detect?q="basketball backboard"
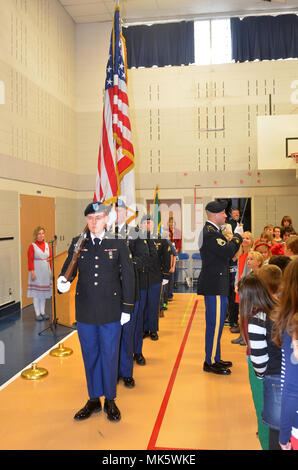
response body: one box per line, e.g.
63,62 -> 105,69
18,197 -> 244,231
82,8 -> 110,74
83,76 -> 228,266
257,115 -> 298,171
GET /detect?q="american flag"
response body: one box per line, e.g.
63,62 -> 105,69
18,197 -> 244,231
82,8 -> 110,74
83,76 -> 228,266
94,6 -> 135,222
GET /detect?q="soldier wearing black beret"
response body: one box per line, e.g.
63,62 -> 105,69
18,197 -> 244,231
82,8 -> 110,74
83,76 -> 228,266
113,200 -> 151,385
57,201 -> 135,422
141,215 -> 171,341
197,200 -> 242,375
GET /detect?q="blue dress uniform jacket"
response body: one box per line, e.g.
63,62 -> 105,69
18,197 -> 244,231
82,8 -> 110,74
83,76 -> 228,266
114,224 -> 151,298
197,222 -> 242,296
143,235 -> 172,334
60,231 -> 135,325
197,222 -> 242,366
113,224 -> 151,378
154,236 -> 172,281
147,235 -> 172,285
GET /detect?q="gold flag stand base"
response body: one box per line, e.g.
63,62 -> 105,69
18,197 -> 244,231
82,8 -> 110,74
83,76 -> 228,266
50,343 -> 73,357
21,363 -> 48,380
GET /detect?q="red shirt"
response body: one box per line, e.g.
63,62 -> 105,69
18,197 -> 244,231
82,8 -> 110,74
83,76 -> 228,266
169,227 -> 182,252
235,252 -> 248,304
28,241 -> 52,271
270,243 -> 285,256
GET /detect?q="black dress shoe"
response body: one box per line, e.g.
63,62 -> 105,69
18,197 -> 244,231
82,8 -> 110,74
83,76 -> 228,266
216,359 -> 233,368
143,330 -> 150,338
74,399 -> 102,420
104,399 -> 121,422
134,353 -> 146,365
122,377 -> 135,388
150,331 -> 159,341
203,361 -> 231,375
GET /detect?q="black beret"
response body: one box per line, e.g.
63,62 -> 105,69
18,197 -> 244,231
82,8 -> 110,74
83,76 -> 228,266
84,202 -> 111,216
205,200 -> 227,213
140,214 -> 153,224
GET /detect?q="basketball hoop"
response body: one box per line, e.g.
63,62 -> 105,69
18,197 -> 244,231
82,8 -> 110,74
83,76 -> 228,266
290,152 -> 298,163
290,153 -> 298,180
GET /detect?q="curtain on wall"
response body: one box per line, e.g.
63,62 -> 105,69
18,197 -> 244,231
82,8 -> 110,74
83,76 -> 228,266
231,14 -> 298,62
122,21 -> 194,68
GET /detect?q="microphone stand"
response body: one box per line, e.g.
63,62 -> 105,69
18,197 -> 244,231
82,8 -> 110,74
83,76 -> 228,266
39,236 -> 76,338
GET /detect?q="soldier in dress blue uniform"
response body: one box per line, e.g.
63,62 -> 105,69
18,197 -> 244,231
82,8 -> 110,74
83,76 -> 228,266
57,201 -> 135,422
141,215 -> 172,341
114,199 -> 151,386
197,200 -> 242,375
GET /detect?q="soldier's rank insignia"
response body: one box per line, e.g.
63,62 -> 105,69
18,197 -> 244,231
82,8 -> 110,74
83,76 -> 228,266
216,238 -> 226,246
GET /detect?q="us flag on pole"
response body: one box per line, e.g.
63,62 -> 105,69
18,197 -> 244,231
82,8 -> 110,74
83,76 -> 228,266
94,6 -> 135,212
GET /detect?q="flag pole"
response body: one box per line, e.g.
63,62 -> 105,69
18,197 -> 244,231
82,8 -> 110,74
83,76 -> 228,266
113,2 -> 118,231
94,1 -> 135,221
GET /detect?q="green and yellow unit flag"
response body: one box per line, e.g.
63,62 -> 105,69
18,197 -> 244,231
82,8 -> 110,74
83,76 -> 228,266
153,185 -> 161,235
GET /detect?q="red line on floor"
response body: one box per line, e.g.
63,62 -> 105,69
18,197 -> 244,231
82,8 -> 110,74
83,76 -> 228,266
147,299 -> 199,450
153,446 -> 198,450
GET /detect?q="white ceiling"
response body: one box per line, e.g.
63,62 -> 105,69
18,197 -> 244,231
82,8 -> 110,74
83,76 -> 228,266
58,0 -> 298,24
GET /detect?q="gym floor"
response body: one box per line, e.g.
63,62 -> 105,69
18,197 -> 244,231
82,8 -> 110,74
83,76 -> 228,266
0,291 -> 260,452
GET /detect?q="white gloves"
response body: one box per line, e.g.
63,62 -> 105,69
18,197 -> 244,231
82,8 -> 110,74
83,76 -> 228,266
234,223 -> 244,236
162,279 -> 169,285
57,275 -> 71,293
120,312 -> 130,325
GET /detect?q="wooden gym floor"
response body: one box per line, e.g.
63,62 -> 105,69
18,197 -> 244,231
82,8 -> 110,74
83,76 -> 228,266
0,293 -> 261,451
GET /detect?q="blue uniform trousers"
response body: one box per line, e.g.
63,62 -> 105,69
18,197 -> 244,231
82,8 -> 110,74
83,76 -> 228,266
204,295 -> 228,364
168,273 -> 174,297
77,320 -> 121,400
143,283 -> 162,333
134,289 -> 147,354
118,300 -> 139,378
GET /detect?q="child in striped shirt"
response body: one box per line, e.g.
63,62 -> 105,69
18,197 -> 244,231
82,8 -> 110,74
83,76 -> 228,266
238,271 -> 281,450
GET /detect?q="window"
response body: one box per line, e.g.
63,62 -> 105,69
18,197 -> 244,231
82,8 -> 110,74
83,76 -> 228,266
194,19 -> 232,65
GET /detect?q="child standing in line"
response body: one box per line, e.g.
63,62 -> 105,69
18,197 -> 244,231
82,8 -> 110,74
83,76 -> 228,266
257,264 -> 283,449
255,242 -> 272,265
246,250 -> 264,274
238,273 -> 278,450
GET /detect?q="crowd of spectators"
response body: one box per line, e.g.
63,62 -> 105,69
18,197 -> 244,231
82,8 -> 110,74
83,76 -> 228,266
224,213 -> 298,450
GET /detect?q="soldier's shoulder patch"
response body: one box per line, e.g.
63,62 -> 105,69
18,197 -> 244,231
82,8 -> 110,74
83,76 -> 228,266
216,238 -> 226,246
